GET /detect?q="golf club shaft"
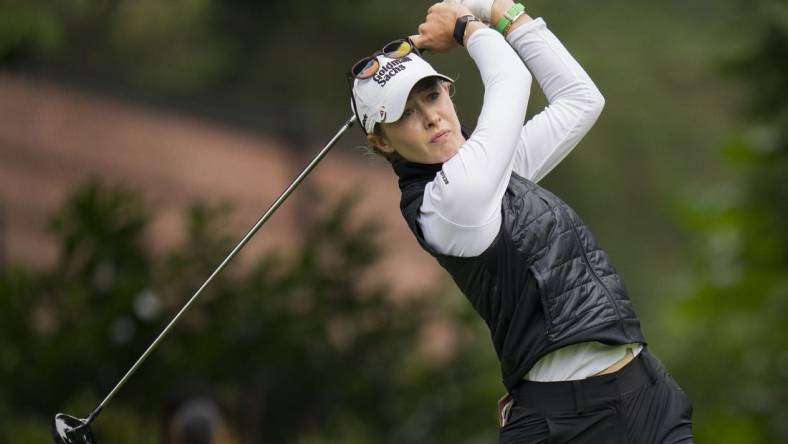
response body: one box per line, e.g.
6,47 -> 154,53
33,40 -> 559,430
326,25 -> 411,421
84,114 -> 357,425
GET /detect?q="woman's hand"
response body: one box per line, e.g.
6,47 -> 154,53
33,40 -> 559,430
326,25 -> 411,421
444,0 -> 494,23
410,2 -> 474,53
444,0 -> 521,25
448,0 -> 533,34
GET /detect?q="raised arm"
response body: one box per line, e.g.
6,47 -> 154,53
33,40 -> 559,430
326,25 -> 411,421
506,16 -> 606,182
413,3 -> 533,257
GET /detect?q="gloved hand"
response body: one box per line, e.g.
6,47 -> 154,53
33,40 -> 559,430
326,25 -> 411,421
443,0 -> 495,24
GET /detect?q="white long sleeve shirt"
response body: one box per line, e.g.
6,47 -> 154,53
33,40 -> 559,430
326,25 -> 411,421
417,19 -> 641,382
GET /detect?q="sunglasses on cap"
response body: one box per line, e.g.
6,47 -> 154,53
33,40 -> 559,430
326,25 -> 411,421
346,38 -> 422,135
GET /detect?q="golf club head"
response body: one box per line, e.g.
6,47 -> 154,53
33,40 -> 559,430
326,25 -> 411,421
52,413 -> 96,444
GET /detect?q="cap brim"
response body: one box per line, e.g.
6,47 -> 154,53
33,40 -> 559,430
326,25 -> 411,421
382,72 -> 454,125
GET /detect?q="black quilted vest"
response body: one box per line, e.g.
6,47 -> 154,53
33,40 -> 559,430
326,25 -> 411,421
392,159 -> 646,390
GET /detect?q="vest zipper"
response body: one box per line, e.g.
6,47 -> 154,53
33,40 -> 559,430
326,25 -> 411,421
571,226 -> 624,327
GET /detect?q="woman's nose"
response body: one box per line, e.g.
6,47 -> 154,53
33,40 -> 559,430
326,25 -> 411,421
423,107 -> 441,128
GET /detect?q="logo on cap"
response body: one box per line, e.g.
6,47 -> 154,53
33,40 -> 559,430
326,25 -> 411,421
373,56 -> 414,87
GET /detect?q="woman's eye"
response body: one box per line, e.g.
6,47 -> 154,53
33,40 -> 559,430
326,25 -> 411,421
402,109 -> 413,119
428,91 -> 440,101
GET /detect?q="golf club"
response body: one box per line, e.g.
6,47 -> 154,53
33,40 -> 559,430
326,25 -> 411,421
52,114 -> 357,444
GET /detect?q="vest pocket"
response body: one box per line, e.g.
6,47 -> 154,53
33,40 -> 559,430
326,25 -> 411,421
531,266 -> 607,342
529,266 -> 556,339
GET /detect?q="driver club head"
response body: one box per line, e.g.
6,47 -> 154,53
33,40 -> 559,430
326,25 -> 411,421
52,413 -> 96,444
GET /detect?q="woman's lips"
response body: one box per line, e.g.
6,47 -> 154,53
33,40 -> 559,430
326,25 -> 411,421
431,130 -> 449,143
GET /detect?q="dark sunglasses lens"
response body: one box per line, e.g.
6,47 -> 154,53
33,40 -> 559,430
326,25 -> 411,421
383,40 -> 413,59
352,57 -> 379,80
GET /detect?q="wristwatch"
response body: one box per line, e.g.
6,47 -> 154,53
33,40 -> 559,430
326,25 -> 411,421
454,14 -> 481,47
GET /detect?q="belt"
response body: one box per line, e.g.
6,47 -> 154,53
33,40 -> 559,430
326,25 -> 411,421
510,349 -> 659,414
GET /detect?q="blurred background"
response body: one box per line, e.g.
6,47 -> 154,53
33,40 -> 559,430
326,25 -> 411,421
0,0 -> 785,442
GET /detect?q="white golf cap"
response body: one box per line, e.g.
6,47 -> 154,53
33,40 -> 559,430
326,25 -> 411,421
351,53 -> 453,134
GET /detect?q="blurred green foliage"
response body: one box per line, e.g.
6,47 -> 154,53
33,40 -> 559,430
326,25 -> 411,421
668,0 -> 788,442
0,180 -> 503,443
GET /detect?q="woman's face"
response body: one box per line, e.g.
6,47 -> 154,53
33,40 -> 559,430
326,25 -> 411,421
371,80 -> 464,164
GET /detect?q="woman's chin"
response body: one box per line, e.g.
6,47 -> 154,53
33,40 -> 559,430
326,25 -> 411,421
438,144 -> 461,163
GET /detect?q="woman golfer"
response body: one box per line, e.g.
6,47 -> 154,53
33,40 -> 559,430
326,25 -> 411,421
349,1 -> 693,442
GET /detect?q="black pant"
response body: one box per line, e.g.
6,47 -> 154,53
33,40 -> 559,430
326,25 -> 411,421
499,349 -> 693,443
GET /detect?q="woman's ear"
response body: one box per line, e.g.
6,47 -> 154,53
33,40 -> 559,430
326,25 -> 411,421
367,131 -> 395,155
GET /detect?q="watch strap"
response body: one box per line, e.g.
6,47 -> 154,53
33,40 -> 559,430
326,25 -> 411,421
454,14 -> 479,46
